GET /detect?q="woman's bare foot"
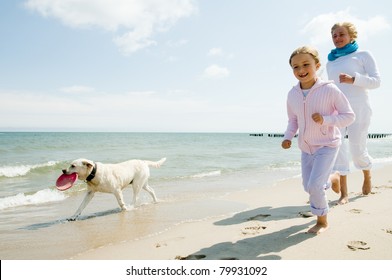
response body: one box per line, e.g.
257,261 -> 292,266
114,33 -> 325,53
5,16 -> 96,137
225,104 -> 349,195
307,215 -> 328,234
337,196 -> 349,205
362,170 -> 372,195
337,175 -> 349,205
330,172 -> 340,194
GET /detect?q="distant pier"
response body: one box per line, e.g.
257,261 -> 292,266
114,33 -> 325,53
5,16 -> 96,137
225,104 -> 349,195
250,133 -> 392,139
250,133 -> 287,137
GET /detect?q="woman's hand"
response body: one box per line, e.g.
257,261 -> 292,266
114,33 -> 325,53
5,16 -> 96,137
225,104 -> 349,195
339,73 -> 355,84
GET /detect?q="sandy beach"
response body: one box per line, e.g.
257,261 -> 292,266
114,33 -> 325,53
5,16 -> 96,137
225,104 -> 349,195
72,164 -> 392,260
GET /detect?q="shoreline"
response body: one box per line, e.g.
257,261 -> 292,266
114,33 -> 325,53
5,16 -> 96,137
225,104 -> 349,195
73,164 -> 392,260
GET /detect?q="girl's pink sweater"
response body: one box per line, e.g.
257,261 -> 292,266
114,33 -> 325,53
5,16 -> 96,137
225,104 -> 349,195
284,78 -> 355,154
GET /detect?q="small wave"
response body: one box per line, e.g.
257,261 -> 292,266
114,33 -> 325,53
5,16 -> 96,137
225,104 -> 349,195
0,161 -> 58,178
191,170 -> 222,178
0,189 -> 67,210
268,161 -> 301,171
373,157 -> 392,164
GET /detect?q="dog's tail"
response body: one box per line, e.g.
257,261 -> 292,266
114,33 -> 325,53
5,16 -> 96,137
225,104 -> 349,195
145,158 -> 166,168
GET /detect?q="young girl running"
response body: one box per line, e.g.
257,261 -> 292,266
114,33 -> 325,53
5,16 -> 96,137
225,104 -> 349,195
282,46 -> 355,234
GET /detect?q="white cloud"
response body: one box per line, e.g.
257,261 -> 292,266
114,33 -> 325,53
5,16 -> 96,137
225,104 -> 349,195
166,39 -> 189,47
0,90 -> 92,118
203,64 -> 230,79
208,47 -> 224,56
0,89 -> 205,127
207,47 -> 234,59
60,85 -> 95,94
302,8 -> 390,46
113,28 -> 157,53
0,88 -> 260,131
24,0 -> 197,54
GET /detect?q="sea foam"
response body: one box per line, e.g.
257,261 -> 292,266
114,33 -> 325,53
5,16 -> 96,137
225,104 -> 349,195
0,189 -> 67,210
0,161 -> 58,178
191,170 -> 222,178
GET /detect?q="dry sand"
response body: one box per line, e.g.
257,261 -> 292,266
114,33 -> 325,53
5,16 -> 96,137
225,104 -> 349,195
72,164 -> 392,260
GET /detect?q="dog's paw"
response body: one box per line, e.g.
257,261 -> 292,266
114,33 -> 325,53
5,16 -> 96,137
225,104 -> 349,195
67,216 -> 77,221
121,205 -> 132,211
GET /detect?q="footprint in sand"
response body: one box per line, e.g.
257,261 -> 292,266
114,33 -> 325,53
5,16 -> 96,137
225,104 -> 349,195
156,236 -> 185,248
374,185 -> 392,189
175,254 -> 206,260
383,228 -> 392,234
247,214 -> 271,221
347,241 -> 370,251
359,191 -> 377,195
299,211 -> 313,218
241,224 -> 267,235
155,242 -> 167,248
349,208 -> 362,214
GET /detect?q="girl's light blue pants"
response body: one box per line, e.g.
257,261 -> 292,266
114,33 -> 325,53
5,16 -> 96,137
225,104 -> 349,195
301,146 -> 339,216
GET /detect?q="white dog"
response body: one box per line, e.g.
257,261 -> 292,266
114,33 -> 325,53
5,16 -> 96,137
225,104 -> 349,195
62,157 -> 166,220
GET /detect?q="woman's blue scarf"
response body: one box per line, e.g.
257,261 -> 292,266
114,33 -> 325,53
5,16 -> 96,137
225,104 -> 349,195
328,41 -> 358,61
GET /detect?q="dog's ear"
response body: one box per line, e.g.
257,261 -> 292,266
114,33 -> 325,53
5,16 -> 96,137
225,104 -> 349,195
82,160 -> 94,168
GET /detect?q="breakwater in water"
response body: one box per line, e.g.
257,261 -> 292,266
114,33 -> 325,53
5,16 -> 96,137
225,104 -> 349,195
250,133 -> 392,139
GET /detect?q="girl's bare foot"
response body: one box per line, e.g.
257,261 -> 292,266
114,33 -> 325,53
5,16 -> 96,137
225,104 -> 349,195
362,170 -> 372,195
307,215 -> 328,234
307,223 -> 329,234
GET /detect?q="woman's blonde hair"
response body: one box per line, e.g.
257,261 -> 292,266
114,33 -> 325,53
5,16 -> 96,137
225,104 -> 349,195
331,22 -> 358,41
289,46 -> 320,66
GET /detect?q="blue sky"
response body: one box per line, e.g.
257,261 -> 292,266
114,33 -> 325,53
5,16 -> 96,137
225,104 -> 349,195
1,0 -> 391,132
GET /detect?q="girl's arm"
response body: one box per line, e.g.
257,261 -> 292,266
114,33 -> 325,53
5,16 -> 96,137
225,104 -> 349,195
323,88 -> 356,128
283,101 -> 299,140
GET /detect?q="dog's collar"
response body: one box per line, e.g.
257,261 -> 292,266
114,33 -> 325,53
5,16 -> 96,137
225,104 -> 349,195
86,163 -> 97,182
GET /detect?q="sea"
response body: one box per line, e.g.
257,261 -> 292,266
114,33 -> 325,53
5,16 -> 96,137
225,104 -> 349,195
1,132 -> 392,259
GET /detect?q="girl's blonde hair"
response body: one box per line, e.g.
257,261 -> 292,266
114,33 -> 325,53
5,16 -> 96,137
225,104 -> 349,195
331,22 -> 358,41
289,46 -> 320,66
